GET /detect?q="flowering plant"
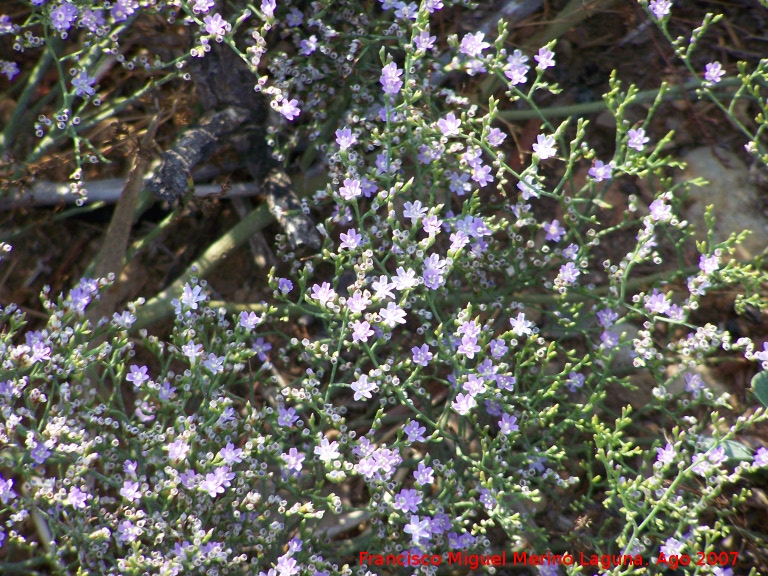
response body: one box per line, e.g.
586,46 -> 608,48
1,0 -> 768,574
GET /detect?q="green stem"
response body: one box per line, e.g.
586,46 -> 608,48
130,203 -> 274,332
497,77 -> 743,121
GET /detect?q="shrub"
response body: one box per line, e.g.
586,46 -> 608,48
1,1 -> 767,575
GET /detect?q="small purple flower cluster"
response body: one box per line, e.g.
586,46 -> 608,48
0,0 -> 765,573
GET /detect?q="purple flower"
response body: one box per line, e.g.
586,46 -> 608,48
542,219 -> 565,242
422,266 -> 445,291
459,32 -> 489,57
347,290 -> 371,314
79,9 -> 105,31
0,476 -> 16,504
394,1 -> 418,19
278,407 -> 299,427
517,172 -> 540,200
392,267 -> 418,291
649,0 -> 671,19
299,35 -> 318,55
411,344 -> 433,367
314,436 -> 340,463
281,447 -> 305,474
278,278 -> 293,293
310,282 -> 336,307
219,442 -> 244,465
509,312 -> 534,337
402,200 -> 428,224
437,113 -> 461,137
135,402 -> 155,423
351,320 -> 374,343
704,61 -> 725,85
448,170 -> 472,196
404,420 -> 427,442
203,353 -> 225,374
380,62 -> 403,95
505,49 -> 530,85
423,215 -> 442,235
335,127 -> 356,150
414,30 -> 436,51
379,302 -> 406,327
31,441 -> 51,465
351,374 -> 377,401
534,46 -> 555,69
497,375 -> 516,391
157,380 -> 176,402
66,486 -> 87,509
51,2 -> 78,32
464,148 -> 481,166
559,262 -> 580,283
449,231 -> 469,252
563,243 -> 579,259
112,310 -> 135,329
286,8 -> 303,26
181,283 -> 206,309
0,14 -> 13,34
499,413 -> 519,434
393,488 -> 422,513
239,310 -> 263,331
471,163 -> 493,187
403,515 -> 431,546
124,460 -> 138,477
29,341 -> 51,363
600,330 -> 619,349
69,287 -> 91,312
371,275 -> 395,300
199,467 -> 228,497
487,127 -> 506,147
452,392 -> 477,415
120,480 -> 141,502
413,462 -> 434,485
0,60 -> 20,81
110,0 -> 138,22
275,555 -> 299,576
418,143 -> 442,164
278,97 -> 300,121
180,470 -> 198,489
192,0 -> 214,14
753,446 -> 768,468
117,519 -> 141,543
168,438 -> 190,462
566,372 -> 585,392
644,289 -> 670,315
699,254 -> 719,275
489,338 -> 508,358
660,537 -> 684,557
203,12 -> 230,36
588,160 -> 613,182
656,442 -> 676,465
648,198 -> 672,222
126,365 -> 149,389
339,178 -> 362,200
71,70 -> 96,97
627,127 -> 650,151
253,337 -> 272,362
182,341 -> 203,364
463,374 -> 486,396
261,0 -> 276,18
339,228 -> 363,250
458,335 -> 481,357
532,134 -> 557,159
